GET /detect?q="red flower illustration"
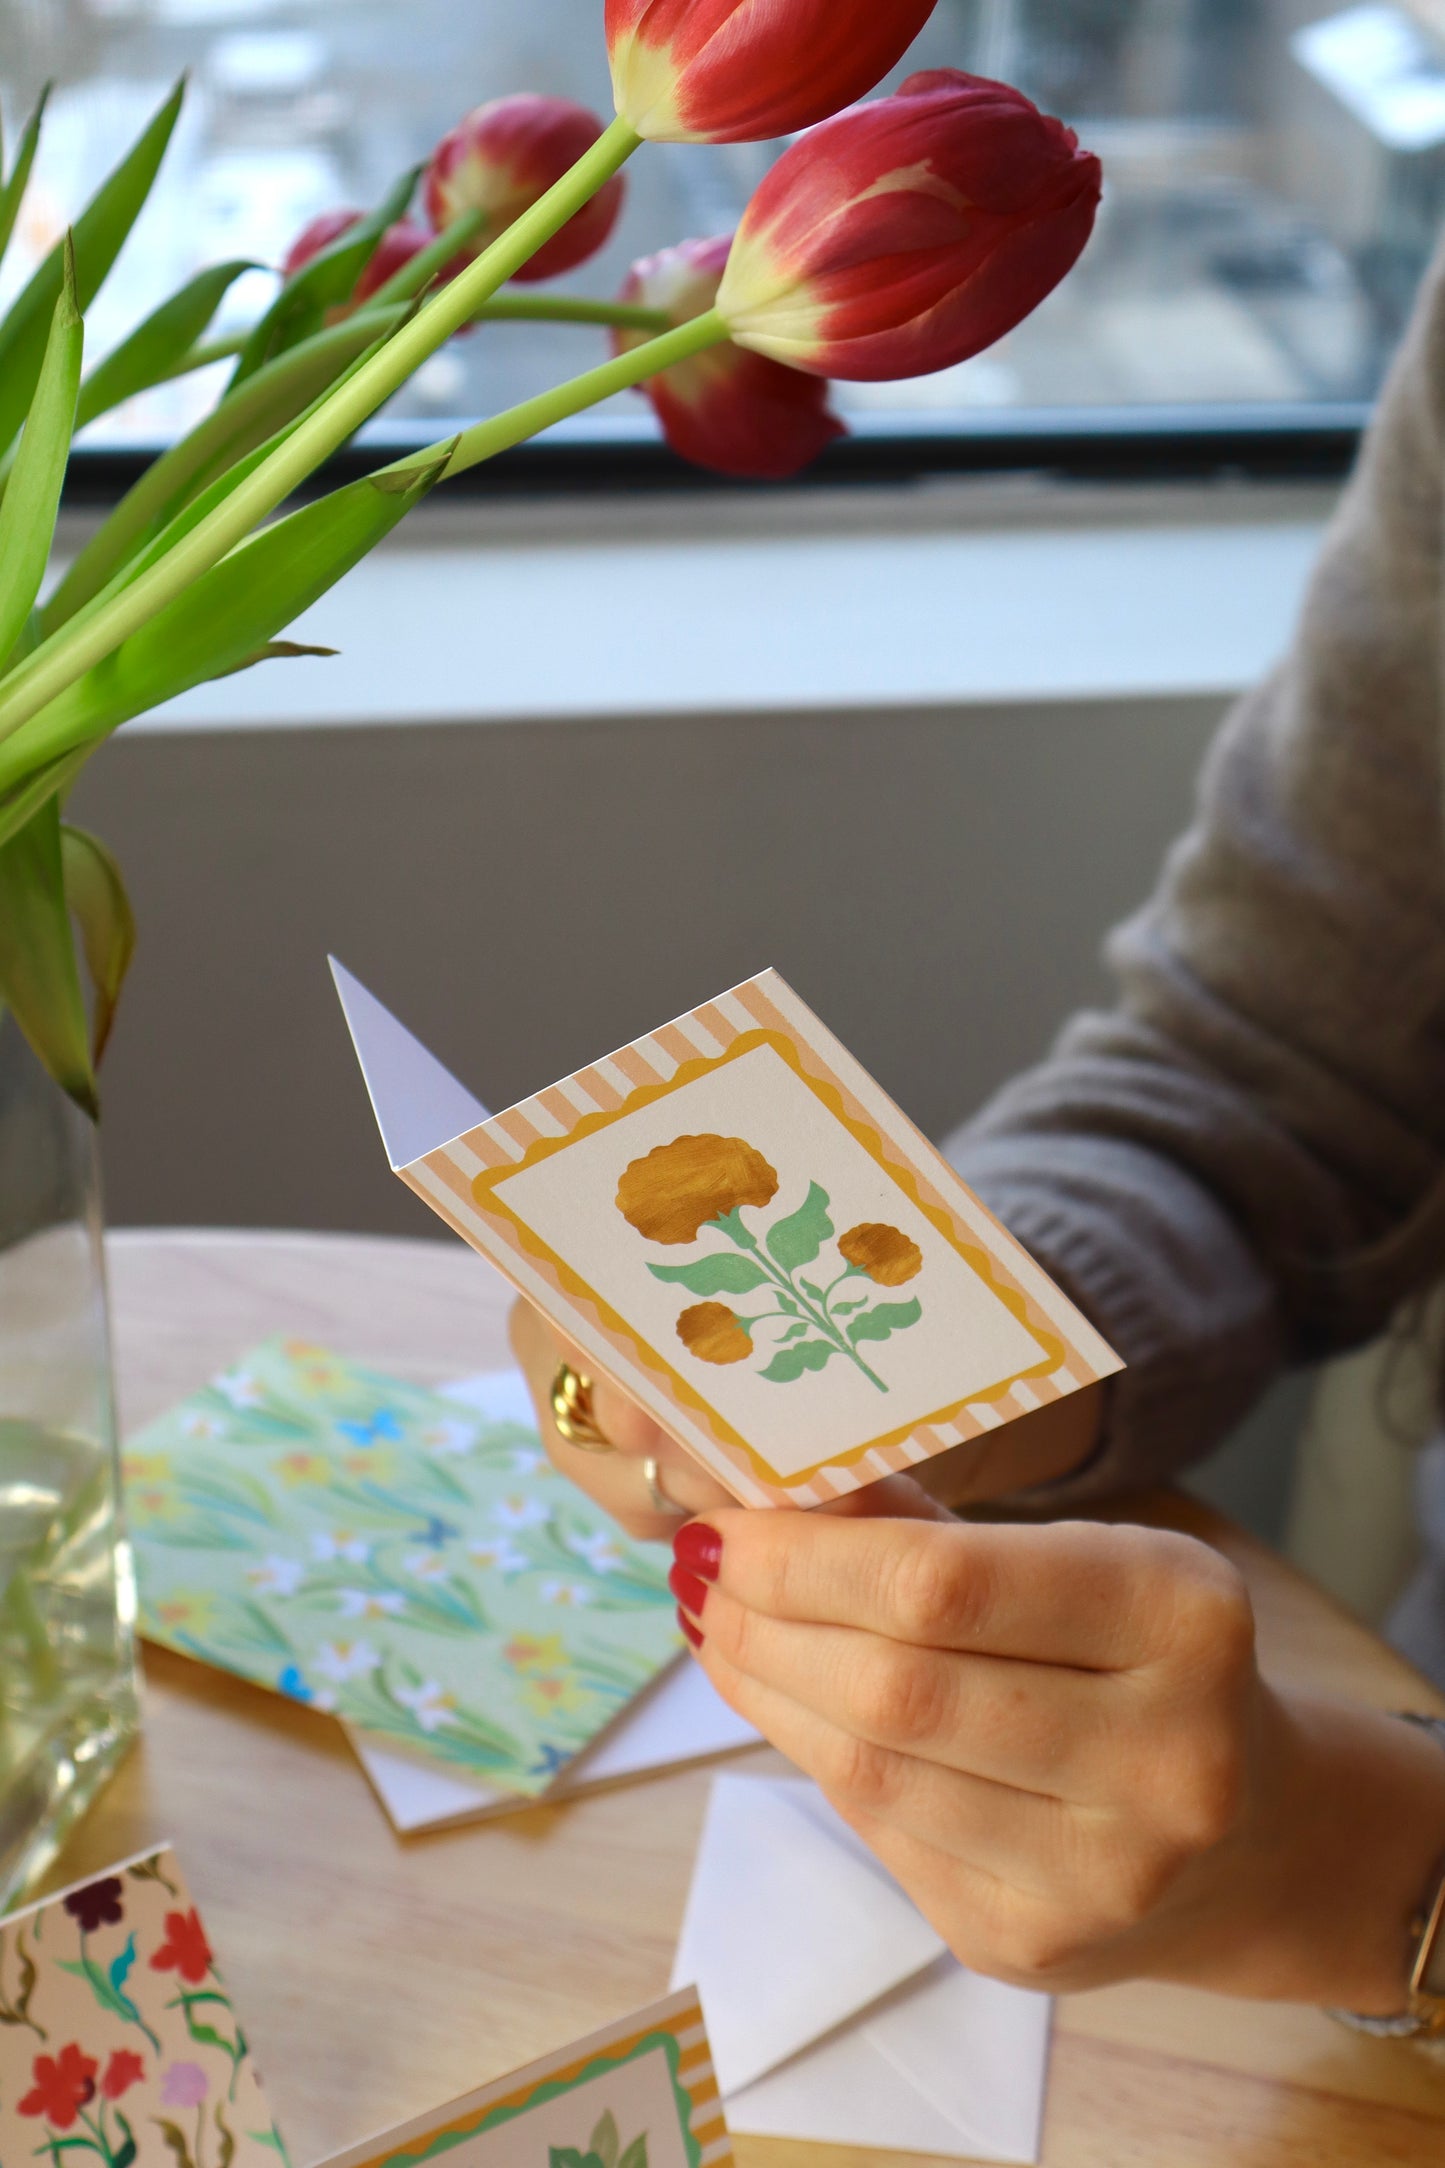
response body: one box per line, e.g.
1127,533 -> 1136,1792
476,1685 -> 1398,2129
150,1907 -> 213,1984
63,1876 -> 125,1933
100,2050 -> 146,2102
19,2045 -> 98,2127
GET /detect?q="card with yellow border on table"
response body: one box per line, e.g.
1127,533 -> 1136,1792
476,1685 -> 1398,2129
333,963 -> 1121,1510
311,1985 -> 730,2168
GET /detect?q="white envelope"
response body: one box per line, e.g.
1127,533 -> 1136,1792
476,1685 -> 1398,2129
344,1369 -> 764,1833
672,1775 -> 1051,2165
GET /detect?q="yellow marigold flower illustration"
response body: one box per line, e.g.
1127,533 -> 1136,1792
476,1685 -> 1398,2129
838,1223 -> 924,1287
676,1302 -> 754,1365
617,1132 -> 778,1244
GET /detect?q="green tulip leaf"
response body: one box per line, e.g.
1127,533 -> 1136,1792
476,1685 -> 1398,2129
0,86 -> 49,275
617,2139 -> 648,2168
45,305 -> 406,630
759,1338 -> 840,1384
75,259 -> 259,435
4,448 -> 453,790
0,797 -> 96,1115
228,163 -> 420,388
647,1253 -> 769,1296
846,1298 -> 923,1347
0,238 -> 82,673
60,821 -> 136,1066
589,2112 -> 619,2168
0,747 -> 89,858
765,1180 -> 834,1272
0,77 -> 184,464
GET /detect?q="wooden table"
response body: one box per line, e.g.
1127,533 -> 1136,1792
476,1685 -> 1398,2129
50,1229 -> 1445,2167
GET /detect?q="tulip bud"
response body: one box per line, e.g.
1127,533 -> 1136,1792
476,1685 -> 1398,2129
281,208 -> 362,280
424,94 -> 626,283
717,70 -> 1102,380
607,0 -> 940,144
614,236 -> 845,480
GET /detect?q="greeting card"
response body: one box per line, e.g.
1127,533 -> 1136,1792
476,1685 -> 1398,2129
0,1847 -> 286,2168
125,1339 -> 679,1795
312,1987 -> 729,2168
334,963 -> 1122,1509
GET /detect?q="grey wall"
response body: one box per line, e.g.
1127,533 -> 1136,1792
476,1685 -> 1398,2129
72,690 -> 1312,1540
73,694 -> 1227,1237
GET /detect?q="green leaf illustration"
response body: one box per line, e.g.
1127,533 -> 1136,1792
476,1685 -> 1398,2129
766,1181 -> 834,1271
847,1298 -> 923,1347
57,1950 -> 160,2050
618,2139 -> 649,2168
759,1339 -> 840,1384
647,1253 -> 768,1297
109,1932 -> 137,1993
113,2111 -> 138,2168
589,2112 -> 619,2168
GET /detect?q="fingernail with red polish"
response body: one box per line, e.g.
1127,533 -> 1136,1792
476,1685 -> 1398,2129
678,1607 -> 704,1650
669,1562 -> 709,1618
674,1522 -> 723,1582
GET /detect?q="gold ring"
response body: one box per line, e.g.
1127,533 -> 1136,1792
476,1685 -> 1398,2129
550,1362 -> 616,1453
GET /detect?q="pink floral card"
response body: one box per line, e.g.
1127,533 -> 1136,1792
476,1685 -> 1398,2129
0,1847 -> 287,2168
335,963 -> 1123,1510
312,1986 -> 728,2168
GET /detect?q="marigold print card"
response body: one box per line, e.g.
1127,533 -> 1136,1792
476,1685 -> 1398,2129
334,962 -> 1122,1509
312,1985 -> 730,2168
0,1845 -> 287,2168
125,1339 -> 679,1796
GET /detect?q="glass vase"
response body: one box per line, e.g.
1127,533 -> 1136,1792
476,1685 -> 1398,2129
0,1012 -> 139,1912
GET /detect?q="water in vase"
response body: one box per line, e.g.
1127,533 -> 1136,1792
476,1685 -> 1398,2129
0,1021 -> 139,1909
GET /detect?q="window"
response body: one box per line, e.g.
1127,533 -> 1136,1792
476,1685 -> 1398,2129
2,0 -> 1437,483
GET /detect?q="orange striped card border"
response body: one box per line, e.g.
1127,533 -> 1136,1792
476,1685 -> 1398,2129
312,1987 -> 730,2168
406,971 -> 1122,1509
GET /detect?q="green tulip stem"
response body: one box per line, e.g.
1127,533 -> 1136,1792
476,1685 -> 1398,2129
470,295 -> 673,332
365,208 -> 487,308
405,305 -> 731,483
0,113 -> 643,750
168,294 -> 671,384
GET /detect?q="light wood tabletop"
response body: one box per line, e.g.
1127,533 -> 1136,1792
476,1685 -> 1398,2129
47,1228 -> 1445,2168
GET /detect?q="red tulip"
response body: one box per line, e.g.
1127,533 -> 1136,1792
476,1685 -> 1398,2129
607,0 -> 939,143
281,208 -> 362,280
424,95 -> 626,283
615,236 -> 845,479
717,70 -> 1102,380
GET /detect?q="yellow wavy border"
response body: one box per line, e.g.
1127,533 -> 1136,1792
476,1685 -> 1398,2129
459,1030 -> 1067,1491
339,2003 -> 714,2168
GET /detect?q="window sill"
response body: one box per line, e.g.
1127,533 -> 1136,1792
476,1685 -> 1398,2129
58,480 -> 1336,734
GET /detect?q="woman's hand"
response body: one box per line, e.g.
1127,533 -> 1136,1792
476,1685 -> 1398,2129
509,1295 -> 1108,1539
670,1508 -> 1445,2011
510,1297 -> 736,1539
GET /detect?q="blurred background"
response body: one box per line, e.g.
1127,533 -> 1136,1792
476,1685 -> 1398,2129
3,0 -> 1440,458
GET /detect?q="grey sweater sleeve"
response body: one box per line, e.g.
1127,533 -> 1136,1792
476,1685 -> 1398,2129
945,237 -> 1445,1501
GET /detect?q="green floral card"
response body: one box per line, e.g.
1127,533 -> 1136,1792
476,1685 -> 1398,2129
125,1339 -> 679,1795
0,1846 -> 287,2168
